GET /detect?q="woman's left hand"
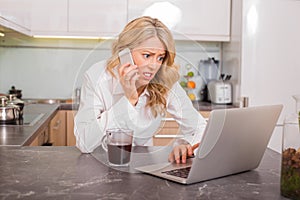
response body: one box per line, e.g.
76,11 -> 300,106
168,142 -> 199,164
168,144 -> 194,164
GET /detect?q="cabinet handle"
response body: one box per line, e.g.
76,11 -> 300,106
52,120 -> 61,130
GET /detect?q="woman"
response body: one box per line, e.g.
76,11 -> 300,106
74,16 -> 207,164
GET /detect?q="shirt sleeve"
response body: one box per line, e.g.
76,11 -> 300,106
166,82 -> 207,145
74,72 -> 138,153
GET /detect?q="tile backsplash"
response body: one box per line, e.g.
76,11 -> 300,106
0,37 -> 220,99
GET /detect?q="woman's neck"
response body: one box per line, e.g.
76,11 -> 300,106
137,85 -> 147,97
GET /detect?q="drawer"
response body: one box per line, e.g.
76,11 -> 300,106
153,137 -> 177,146
159,120 -> 179,128
199,111 -> 210,119
153,110 -> 210,146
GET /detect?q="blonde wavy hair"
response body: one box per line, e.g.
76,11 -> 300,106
106,16 -> 180,117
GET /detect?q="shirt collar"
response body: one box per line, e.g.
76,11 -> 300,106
140,87 -> 150,97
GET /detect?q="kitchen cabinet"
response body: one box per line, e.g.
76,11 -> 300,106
0,0 -> 67,35
153,117 -> 180,146
128,0 -> 231,41
66,110 -> 76,146
0,0 -> 31,35
153,111 -> 209,146
30,0 -> 68,33
68,0 -> 127,37
49,110 -> 67,146
29,124 -> 50,146
199,111 -> 210,119
29,111 -> 67,146
30,0 -> 127,37
36,109 -> 75,147
48,110 -> 76,146
1,0 -> 230,40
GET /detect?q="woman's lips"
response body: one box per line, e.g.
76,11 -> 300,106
143,72 -> 153,80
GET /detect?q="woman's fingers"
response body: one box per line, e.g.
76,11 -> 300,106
124,68 -> 139,82
119,64 -> 140,86
130,71 -> 140,82
192,143 -> 200,151
168,144 -> 193,164
118,63 -> 137,77
118,62 -> 131,76
117,63 -> 140,105
171,145 -> 181,163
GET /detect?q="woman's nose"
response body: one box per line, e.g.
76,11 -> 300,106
149,58 -> 160,68
148,62 -> 159,70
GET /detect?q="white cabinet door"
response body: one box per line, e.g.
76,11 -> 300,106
68,0 -> 127,37
128,0 -> 231,41
30,0 -> 68,34
30,0 -> 127,37
0,0 -> 31,35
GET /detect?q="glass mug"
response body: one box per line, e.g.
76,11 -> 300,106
101,128 -> 133,167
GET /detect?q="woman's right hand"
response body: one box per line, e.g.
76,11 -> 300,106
118,63 -> 140,106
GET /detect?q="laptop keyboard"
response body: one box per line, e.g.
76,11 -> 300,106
161,167 -> 191,178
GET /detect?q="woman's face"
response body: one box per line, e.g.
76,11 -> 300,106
131,37 -> 166,88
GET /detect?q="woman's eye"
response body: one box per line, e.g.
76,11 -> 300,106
158,56 -> 165,62
143,54 -> 150,59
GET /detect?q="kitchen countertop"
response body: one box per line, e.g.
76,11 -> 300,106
192,100 -> 238,111
0,100 -> 235,146
23,97 -> 237,112
58,103 -> 79,110
0,104 -> 59,146
0,146 -> 288,200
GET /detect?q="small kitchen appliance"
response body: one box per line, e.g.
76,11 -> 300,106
199,57 -> 220,84
198,57 -> 221,101
207,80 -> 232,104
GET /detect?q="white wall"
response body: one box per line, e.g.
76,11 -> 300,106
0,37 -> 113,98
242,0 -> 300,153
223,0 -> 300,153
0,36 -> 220,99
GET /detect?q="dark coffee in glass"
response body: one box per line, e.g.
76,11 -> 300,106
107,143 -> 132,165
102,129 -> 133,167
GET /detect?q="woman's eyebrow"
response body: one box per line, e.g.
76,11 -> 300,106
142,49 -> 166,55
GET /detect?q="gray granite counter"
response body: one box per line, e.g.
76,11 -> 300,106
0,104 -> 59,146
192,100 -> 238,111
0,146 -> 289,199
58,103 -> 79,111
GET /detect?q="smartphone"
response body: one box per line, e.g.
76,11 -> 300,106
118,48 -> 135,65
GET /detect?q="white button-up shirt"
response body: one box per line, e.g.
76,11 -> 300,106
74,60 -> 207,153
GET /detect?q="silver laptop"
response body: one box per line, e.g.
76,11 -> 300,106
135,104 -> 283,184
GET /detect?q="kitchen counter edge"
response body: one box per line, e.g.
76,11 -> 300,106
0,104 -> 59,146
